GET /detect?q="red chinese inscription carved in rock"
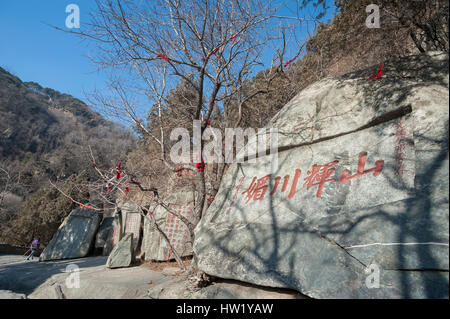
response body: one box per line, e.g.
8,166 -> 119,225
238,151 -> 384,202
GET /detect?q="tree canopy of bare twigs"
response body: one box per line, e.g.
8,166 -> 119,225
54,0 -> 324,270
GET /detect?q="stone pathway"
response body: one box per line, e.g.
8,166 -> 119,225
0,254 -> 166,298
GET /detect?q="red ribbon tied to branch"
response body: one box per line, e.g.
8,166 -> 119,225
157,53 -> 169,61
284,57 -> 296,68
230,34 -> 237,45
369,64 -> 384,79
79,203 -> 94,210
202,47 -> 221,60
116,162 -> 125,179
196,161 -> 205,172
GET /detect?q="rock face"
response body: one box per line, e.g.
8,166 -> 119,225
104,212 -> 122,256
0,290 -> 26,299
194,52 -> 449,298
40,209 -> 100,261
95,217 -> 114,255
142,191 -> 196,261
120,202 -> 142,253
106,233 -> 134,269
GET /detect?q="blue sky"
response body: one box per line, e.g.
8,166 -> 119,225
0,1 -> 107,101
0,1 -> 337,120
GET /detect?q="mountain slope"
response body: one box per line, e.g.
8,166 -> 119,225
0,67 -> 135,244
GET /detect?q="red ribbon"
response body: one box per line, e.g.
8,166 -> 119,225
369,64 -> 384,79
116,162 -> 126,179
202,47 -> 220,60
284,57 -> 296,68
196,161 -> 205,172
157,53 -> 169,61
79,203 -> 94,209
167,248 -> 172,262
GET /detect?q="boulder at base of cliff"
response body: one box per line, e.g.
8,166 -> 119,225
40,208 -> 100,261
106,233 -> 134,269
194,52 -> 449,299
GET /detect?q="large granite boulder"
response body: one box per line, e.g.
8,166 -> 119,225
106,233 -> 134,269
40,208 -> 100,261
142,191 -> 197,261
194,52 -> 449,298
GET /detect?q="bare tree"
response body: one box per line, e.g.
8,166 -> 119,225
0,167 -> 24,222
53,0 -> 321,272
380,0 -> 449,53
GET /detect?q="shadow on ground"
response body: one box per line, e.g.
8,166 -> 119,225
0,254 -> 108,295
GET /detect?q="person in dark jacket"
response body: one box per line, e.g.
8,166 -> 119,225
26,238 -> 40,260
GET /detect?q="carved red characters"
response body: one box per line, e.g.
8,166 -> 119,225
239,151 -> 385,201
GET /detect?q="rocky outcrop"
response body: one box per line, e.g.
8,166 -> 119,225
194,52 -> 449,298
106,233 -> 134,269
0,290 -> 26,299
95,217 -> 114,255
117,202 -> 142,254
142,191 -> 196,261
103,212 -> 122,256
40,209 -> 100,261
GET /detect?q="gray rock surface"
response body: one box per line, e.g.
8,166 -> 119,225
147,275 -> 306,299
142,191 -> 197,261
0,290 -> 26,299
95,217 -> 114,254
106,233 -> 134,269
28,261 -> 164,299
119,202 -> 142,253
0,254 -> 303,299
194,52 -> 449,298
39,208 -> 100,261
104,211 -> 122,256
0,254 -> 107,296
